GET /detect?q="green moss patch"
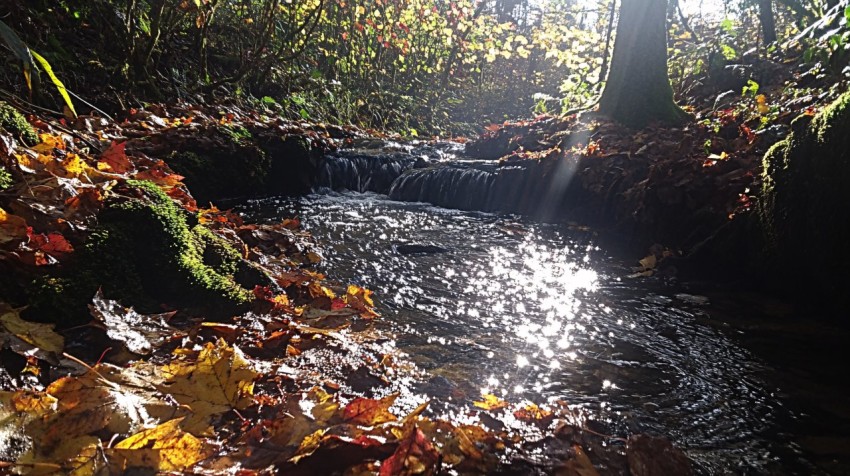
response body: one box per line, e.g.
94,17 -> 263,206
0,101 -> 38,146
29,180 -> 255,326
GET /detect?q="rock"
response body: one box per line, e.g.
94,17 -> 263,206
627,434 -> 693,476
393,243 -> 450,255
757,92 -> 850,307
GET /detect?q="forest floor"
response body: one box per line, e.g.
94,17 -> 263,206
0,56 -> 847,474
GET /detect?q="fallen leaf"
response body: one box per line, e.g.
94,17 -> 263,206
0,304 -> 65,359
554,444 -> 599,476
89,289 -> 181,355
109,418 -> 214,472
344,393 -> 399,426
473,393 -> 508,411
0,208 -> 28,244
380,422 -> 440,476
157,339 -> 259,430
97,141 -> 133,174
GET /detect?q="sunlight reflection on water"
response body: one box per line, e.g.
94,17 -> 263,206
241,191 -> 809,474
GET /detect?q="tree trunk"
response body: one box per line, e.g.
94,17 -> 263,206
758,0 -> 777,45
597,0 -> 688,128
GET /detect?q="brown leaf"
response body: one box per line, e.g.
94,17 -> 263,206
343,393 -> 399,426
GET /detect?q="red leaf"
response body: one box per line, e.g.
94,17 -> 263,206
98,141 -> 133,174
380,424 -> 440,476
28,229 -> 74,256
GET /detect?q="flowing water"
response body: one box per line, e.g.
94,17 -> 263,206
238,144 -> 850,474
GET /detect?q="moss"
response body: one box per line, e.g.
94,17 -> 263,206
221,124 -> 253,142
165,126 -> 270,203
0,166 -> 12,191
0,101 -> 39,146
28,180 -> 254,325
757,91 -> 850,302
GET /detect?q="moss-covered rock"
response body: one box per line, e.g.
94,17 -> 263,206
165,125 -> 270,203
0,101 -> 38,146
29,180 -> 255,325
757,92 -> 850,302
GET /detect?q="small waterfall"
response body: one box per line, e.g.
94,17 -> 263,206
315,151 -> 417,193
314,143 -> 584,221
388,164 -> 497,211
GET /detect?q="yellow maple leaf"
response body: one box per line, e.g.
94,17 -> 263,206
109,418 -> 214,472
0,305 -> 64,355
473,393 -> 509,411
157,339 -> 259,431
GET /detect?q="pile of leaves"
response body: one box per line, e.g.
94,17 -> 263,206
0,102 -> 693,474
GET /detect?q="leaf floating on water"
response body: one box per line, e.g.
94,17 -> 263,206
89,289 -> 181,355
473,393 -> 509,411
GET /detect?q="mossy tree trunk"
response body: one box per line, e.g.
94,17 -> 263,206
597,0 -> 689,128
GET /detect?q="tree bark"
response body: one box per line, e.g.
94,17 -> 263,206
758,0 -> 777,45
597,0 -> 688,128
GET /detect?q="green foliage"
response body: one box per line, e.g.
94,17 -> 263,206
0,20 -> 76,118
0,101 -> 38,145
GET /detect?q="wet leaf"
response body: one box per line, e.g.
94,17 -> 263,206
109,418 -> 214,472
43,370 -> 152,444
554,444 -> 599,476
157,339 -> 259,430
0,304 -> 65,355
627,434 -> 693,476
89,289 -> 181,355
473,393 -> 508,411
380,423 -> 440,476
344,284 -> 380,319
638,254 -> 657,270
343,393 -> 399,426
0,208 -> 28,244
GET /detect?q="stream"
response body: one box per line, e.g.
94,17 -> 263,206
238,143 -> 850,475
